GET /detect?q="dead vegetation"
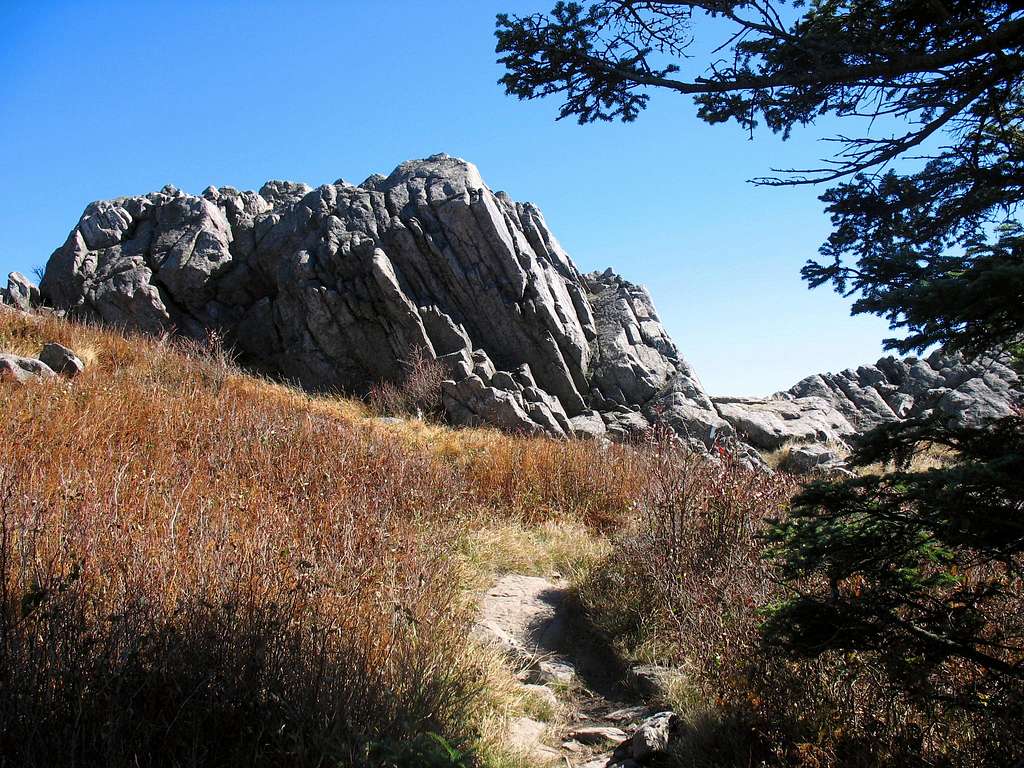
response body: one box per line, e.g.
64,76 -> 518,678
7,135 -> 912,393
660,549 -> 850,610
576,430 -> 1022,767
0,309 -> 641,767
2,308 -> 1016,767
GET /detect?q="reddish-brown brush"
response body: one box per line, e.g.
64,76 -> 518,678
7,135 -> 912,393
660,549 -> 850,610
0,309 -> 647,767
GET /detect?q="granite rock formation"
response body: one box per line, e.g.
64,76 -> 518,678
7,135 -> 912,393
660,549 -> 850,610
36,154 -> 726,445
1,272 -> 39,311
24,154 -> 1020,451
714,351 -> 1020,451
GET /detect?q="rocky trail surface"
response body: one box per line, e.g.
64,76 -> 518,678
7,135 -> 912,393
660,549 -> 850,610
476,574 -> 680,767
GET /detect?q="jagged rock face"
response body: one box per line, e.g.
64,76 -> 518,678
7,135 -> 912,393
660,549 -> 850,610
39,154 -> 723,444
33,153 -> 1019,450
715,350 -> 1020,451
782,350 -> 1020,431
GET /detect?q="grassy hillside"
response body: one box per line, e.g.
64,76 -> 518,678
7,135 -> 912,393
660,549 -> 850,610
0,307 -> 647,767
1,307 -> 1016,767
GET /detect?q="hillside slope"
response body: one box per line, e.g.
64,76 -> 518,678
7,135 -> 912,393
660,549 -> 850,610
3,306 -> 1017,767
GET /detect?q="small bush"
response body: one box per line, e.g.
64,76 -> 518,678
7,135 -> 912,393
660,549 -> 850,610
369,346 -> 447,419
577,429 -> 796,667
0,309 -> 646,767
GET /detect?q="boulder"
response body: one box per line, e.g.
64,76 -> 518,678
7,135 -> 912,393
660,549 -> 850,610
2,272 -> 40,311
628,664 -> 678,697
0,354 -> 56,383
568,410 -> 608,440
784,443 -> 847,474
38,342 -> 84,378
630,711 -> 681,761
712,395 -> 854,450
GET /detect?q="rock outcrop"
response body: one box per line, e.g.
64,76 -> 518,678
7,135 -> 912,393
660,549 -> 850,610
28,153 -> 1021,452
783,350 -> 1020,431
715,350 -> 1020,457
36,154 -> 726,445
712,395 -> 855,451
1,272 -> 40,311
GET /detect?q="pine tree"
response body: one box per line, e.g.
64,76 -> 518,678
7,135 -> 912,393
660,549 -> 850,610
497,0 -> 1024,699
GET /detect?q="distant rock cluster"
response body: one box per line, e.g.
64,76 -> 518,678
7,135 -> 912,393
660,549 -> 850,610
6,153 -> 1019,466
713,351 -> 1019,453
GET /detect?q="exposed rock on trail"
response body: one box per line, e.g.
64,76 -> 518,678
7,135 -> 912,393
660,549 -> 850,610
475,574 -> 574,685
476,573 -> 682,766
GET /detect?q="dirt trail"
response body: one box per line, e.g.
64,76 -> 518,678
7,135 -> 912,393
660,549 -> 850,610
476,574 -> 675,768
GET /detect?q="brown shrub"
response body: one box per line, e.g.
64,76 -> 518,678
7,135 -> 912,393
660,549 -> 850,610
0,313 -> 483,767
577,430 -> 1022,767
577,429 -> 796,668
368,346 -> 447,419
0,309 -> 652,767
463,435 -> 646,529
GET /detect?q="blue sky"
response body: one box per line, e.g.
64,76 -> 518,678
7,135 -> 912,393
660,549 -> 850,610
0,1 -> 895,396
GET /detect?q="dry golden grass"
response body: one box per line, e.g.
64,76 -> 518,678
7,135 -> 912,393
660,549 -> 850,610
0,307 -> 643,768
11,308 -> 1005,768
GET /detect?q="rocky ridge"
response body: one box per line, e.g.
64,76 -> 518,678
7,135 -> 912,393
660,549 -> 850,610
28,154 -> 727,447
8,154 -> 1020,458
713,350 -> 1020,453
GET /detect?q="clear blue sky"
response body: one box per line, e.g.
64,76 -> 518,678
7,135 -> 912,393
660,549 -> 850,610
0,0 -> 895,396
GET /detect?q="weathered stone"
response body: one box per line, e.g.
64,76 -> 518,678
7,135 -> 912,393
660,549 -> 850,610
2,272 -> 40,311
530,659 -> 576,685
784,443 -> 847,474
35,155 -> 732,446
36,154 -> 1020,451
605,705 -> 652,724
0,354 -> 56,383
38,342 -> 84,378
630,711 -> 681,760
713,395 -> 854,451
628,664 -> 678,697
569,410 -> 608,440
784,351 -> 1019,432
602,410 -> 653,441
568,726 -> 628,745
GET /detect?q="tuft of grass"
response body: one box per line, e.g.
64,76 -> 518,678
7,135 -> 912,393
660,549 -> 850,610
368,345 -> 447,419
459,517 -> 611,588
